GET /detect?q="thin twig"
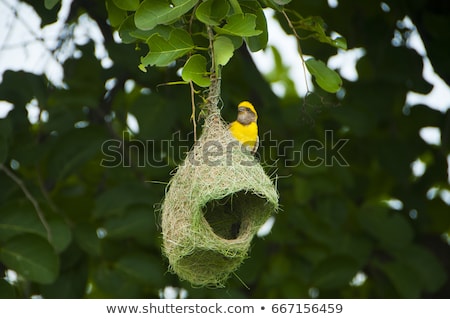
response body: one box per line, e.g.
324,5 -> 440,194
205,26 -> 221,118
189,81 -> 197,141
233,272 -> 250,290
281,9 -> 310,93
0,163 -> 52,242
188,2 -> 199,34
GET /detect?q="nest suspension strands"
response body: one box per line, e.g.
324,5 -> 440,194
160,33 -> 278,287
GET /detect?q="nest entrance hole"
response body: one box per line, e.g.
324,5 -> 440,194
202,191 -> 267,240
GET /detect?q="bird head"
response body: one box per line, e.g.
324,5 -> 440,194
236,101 -> 257,125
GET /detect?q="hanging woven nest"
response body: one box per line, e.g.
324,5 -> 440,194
161,71 -> 278,286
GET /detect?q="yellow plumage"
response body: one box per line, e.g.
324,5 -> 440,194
229,101 -> 259,154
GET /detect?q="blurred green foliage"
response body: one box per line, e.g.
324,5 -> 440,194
0,0 -> 449,298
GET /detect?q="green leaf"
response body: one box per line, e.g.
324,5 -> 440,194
0,122 -> 13,160
0,279 -> 15,298
359,204 -> 414,249
48,219 -> 72,253
50,44 -> 103,109
0,71 -> 47,107
0,202 -> 47,241
222,35 -> 243,51
264,0 -> 283,11
305,58 -> 342,93
46,127 -> 104,181
214,13 -> 263,37
119,16 -> 174,44
94,183 -> 155,218
129,94 -> 179,140
131,24 -> 173,41
182,54 -> 211,87
0,234 -> 59,284
265,45 -> 294,92
138,64 -> 147,72
333,37 -> 348,50
293,16 -> 347,50
44,0 -> 60,10
93,263 -> 140,298
40,261 -> 88,298
0,137 -> 7,164
213,36 -> 235,67
135,0 -> 198,31
106,0 -> 127,28
332,235 -> 373,267
112,0 -> 140,11
141,29 -> 194,67
0,118 -> 12,139
195,0 -> 230,26
118,15 -> 138,44
115,253 -> 164,286
242,1 -> 268,52
74,223 -> 101,257
272,0 -> 291,4
102,206 -> 155,240
393,245 -> 447,293
377,261 -> 421,298
311,255 -> 360,290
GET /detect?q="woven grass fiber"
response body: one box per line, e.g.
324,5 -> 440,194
161,110 -> 279,287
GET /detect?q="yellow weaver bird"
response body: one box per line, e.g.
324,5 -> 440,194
229,101 -> 259,154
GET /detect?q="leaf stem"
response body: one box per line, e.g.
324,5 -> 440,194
189,80 -> 197,141
228,0 -> 243,14
206,26 -> 221,118
281,9 -> 310,93
194,46 -> 210,51
0,163 -> 52,242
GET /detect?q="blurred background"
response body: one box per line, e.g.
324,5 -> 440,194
0,0 -> 449,298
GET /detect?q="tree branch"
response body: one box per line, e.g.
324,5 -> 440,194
0,163 -> 52,242
205,26 -> 221,119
